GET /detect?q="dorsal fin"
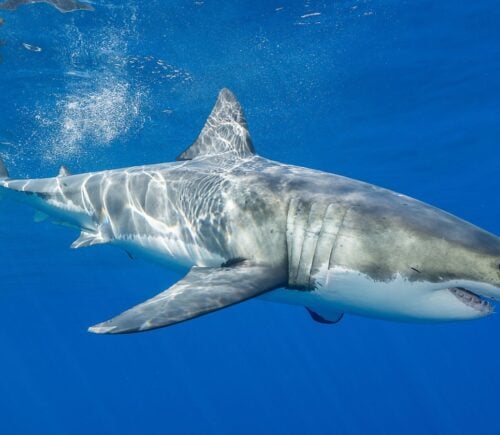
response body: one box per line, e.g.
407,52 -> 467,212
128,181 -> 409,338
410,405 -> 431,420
177,88 -> 255,161
58,165 -> 71,177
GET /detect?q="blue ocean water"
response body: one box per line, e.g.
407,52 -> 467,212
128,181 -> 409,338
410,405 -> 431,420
0,1 -> 499,434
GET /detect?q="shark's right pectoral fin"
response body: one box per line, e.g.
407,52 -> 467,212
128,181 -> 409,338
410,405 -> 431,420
89,260 -> 286,334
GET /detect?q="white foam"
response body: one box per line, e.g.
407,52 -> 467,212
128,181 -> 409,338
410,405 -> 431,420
43,80 -> 142,162
36,23 -> 147,163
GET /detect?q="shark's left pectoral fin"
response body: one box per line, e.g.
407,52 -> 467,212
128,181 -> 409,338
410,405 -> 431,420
89,260 -> 286,334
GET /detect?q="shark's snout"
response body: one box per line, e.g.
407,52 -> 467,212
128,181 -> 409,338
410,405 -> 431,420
462,280 -> 500,302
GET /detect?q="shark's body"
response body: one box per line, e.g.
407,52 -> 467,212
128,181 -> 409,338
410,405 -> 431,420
1,89 -> 499,333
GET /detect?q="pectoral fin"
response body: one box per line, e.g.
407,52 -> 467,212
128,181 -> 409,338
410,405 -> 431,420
89,260 -> 286,334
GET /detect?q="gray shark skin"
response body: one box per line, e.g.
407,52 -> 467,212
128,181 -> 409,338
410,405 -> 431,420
1,89 -> 500,334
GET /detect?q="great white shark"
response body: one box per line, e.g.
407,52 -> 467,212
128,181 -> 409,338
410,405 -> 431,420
1,89 -> 499,333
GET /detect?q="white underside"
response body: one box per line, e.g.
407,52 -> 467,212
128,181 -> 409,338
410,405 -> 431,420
261,266 -> 493,322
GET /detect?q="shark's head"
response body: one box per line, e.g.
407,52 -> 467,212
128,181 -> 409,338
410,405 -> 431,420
384,203 -> 500,321
327,189 -> 500,323
420,221 -> 500,320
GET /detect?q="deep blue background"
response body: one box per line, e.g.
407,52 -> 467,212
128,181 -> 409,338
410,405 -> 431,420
0,1 -> 499,434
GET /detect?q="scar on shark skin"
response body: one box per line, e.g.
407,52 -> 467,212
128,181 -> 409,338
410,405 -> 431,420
0,0 -> 94,13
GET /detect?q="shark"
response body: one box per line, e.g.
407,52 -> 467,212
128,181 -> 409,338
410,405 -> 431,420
1,89 -> 499,334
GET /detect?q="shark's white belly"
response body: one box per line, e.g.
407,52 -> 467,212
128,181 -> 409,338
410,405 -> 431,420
262,266 -> 489,322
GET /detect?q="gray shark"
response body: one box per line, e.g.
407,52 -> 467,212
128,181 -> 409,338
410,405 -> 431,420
1,89 -> 500,334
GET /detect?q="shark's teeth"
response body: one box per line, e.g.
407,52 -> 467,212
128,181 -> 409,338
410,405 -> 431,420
449,287 -> 494,314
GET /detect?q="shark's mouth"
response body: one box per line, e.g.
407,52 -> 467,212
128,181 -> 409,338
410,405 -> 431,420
449,287 -> 494,314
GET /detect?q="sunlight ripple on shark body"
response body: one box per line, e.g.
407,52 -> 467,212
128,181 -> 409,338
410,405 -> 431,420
1,89 -> 500,334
